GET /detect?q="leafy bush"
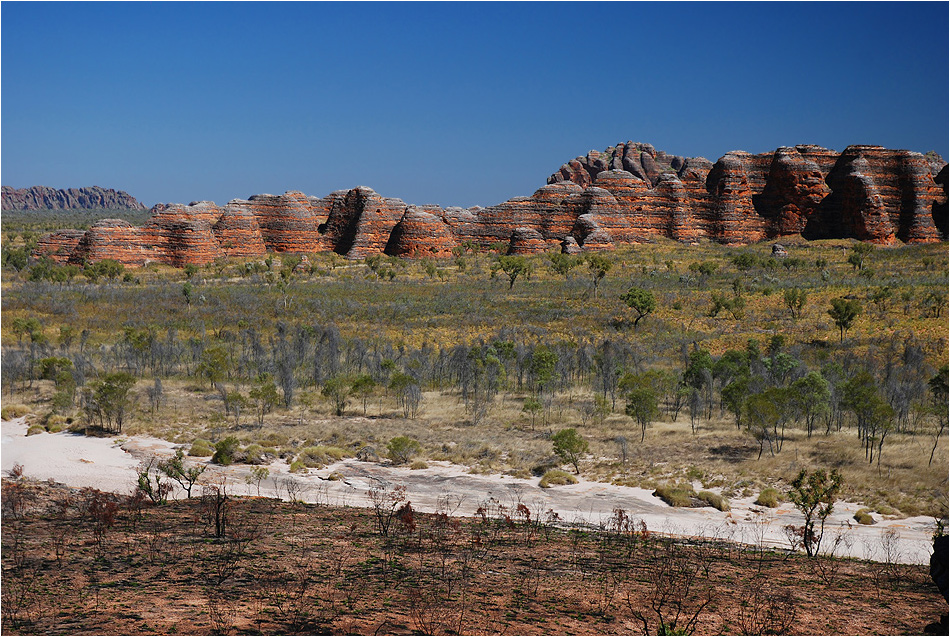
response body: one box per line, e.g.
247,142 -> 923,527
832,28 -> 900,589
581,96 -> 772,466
539,469 -> 578,488
1,404 -> 31,420
45,414 -> 67,433
387,435 -> 421,465
654,483 -> 696,507
755,487 -> 780,508
410,460 -> 429,470
551,428 -> 589,474
188,439 -> 214,457
211,436 -> 240,465
697,490 -> 730,512
289,459 -> 308,473
26,424 -> 46,436
854,508 -> 875,525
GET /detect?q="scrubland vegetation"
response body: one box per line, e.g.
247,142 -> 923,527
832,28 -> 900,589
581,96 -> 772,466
3,222 -> 947,517
2,213 -> 949,633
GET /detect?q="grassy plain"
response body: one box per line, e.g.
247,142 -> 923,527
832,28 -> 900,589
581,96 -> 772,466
2,225 -> 948,518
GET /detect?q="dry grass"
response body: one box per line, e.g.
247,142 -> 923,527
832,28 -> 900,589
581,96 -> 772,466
12,371 -> 950,518
3,239 -> 947,520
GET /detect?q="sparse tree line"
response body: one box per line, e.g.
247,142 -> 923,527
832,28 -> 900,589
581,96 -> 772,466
4,300 -> 946,472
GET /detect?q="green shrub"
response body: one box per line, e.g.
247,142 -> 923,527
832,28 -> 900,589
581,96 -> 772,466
212,436 -> 240,465
1,404 -> 31,421
189,439 -> 214,457
654,483 -> 696,507
243,443 -> 266,465
289,459 -> 307,473
698,490 -> 730,512
539,469 -> 578,488
755,487 -> 780,508
410,460 -> 429,470
854,508 -> 875,525
46,415 -> 67,433
387,435 -> 421,465
26,424 -> 46,436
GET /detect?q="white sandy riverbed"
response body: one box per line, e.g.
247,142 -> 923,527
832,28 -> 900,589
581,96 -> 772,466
1,417 -> 939,564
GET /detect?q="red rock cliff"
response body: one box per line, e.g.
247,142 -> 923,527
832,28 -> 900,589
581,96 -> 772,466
34,143 -> 947,268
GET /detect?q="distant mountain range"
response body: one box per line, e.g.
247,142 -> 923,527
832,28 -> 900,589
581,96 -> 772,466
1,185 -> 146,212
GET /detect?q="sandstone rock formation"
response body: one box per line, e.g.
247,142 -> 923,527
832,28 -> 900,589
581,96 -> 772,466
33,230 -> 86,263
386,206 -> 458,258
31,142 -> 947,268
2,186 -> 146,211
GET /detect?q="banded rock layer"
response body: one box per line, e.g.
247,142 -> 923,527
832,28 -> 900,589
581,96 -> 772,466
33,143 -> 947,267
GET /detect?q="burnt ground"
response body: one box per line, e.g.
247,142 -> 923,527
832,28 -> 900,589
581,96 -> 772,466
2,478 -> 945,636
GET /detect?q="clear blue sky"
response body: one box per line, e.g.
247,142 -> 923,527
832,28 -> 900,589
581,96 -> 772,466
2,1 -> 947,208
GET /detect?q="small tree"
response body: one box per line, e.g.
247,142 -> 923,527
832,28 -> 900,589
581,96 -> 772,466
847,242 -> 874,270
212,437 -> 240,466
551,428 -> 589,474
497,255 -> 532,290
783,287 -> 808,320
620,287 -> 657,328
245,466 -> 269,497
787,468 -> 843,557
522,396 -> 542,430
87,372 -> 136,434
585,253 -> 613,298
249,375 -> 281,428
322,375 -> 352,417
387,435 -> 421,465
625,386 -> 660,442
548,252 -> 581,279
158,448 -> 206,499
827,297 -> 861,342
136,459 -> 172,505
351,373 -> 377,416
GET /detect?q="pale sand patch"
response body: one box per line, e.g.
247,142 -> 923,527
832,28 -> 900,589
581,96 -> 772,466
1,417 -> 937,564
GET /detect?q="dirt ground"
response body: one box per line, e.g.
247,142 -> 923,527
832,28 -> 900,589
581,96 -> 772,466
2,476 -> 946,636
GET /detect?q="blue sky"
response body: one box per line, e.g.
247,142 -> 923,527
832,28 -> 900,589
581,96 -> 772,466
2,1 -> 947,208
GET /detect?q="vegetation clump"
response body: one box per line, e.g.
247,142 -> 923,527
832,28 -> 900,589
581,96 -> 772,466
755,487 -> 780,508
697,490 -> 730,511
539,468 -> 578,488
188,439 -> 214,457
653,483 -> 697,507
1,404 -> 31,420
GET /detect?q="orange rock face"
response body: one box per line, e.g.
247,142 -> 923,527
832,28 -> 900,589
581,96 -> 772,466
69,219 -> 149,266
34,229 -> 85,263
212,206 -> 268,258
142,202 -> 225,266
507,227 -> 550,255
386,206 -> 458,258
37,143 -> 946,269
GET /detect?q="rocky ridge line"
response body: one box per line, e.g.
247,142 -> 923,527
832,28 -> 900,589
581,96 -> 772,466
30,143 -> 948,268
2,185 -> 147,212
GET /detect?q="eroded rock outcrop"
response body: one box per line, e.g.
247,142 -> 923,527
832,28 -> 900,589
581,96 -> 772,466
33,230 -> 86,263
2,186 -> 146,211
33,142 -> 947,268
386,206 -> 458,258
